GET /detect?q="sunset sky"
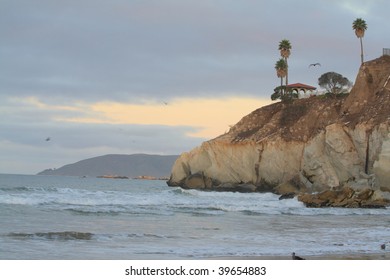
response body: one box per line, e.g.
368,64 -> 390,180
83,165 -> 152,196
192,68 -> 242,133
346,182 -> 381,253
1,0 -> 389,174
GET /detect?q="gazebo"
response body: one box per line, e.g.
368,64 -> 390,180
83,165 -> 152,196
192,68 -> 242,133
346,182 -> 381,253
287,83 -> 317,96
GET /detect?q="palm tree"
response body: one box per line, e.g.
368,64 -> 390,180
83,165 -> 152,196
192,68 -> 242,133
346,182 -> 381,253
278,39 -> 291,90
275,58 -> 287,95
279,39 -> 291,59
352,18 -> 367,64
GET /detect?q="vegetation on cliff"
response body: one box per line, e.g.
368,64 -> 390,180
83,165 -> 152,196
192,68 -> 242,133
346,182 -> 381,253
272,18 -> 367,101
353,18 -> 368,64
318,72 -> 352,96
224,56 -> 390,143
276,39 -> 292,97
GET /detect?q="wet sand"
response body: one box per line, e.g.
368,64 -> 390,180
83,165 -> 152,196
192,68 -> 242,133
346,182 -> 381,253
209,252 -> 390,260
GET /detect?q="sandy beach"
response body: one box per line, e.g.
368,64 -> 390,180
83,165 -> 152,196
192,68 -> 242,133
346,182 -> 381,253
210,251 -> 390,260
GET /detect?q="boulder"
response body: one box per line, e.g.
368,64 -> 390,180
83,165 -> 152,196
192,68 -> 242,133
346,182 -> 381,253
279,192 -> 296,200
298,193 -> 329,207
298,186 -> 389,208
355,188 -> 374,200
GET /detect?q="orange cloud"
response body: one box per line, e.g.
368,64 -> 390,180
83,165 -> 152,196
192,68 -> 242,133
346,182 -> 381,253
62,97 -> 272,138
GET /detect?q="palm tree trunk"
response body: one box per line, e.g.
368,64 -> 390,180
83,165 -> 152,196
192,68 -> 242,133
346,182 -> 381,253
360,37 -> 364,64
285,58 -> 289,95
280,77 -> 283,95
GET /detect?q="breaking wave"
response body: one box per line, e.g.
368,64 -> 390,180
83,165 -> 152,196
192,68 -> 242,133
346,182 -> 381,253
7,231 -> 94,241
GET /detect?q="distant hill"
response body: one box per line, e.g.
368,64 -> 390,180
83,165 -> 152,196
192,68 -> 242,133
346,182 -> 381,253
37,154 -> 178,178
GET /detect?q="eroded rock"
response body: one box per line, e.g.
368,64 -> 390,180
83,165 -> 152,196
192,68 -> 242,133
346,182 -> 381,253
167,56 -> 390,208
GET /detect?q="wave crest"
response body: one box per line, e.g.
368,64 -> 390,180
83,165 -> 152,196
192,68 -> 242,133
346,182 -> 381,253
7,231 -> 93,241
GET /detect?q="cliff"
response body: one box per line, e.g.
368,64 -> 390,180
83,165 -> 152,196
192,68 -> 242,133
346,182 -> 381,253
167,56 -> 390,207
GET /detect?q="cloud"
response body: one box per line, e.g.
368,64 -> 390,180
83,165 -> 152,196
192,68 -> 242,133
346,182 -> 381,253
3,94 -> 271,138
57,96 -> 271,138
337,0 -> 379,16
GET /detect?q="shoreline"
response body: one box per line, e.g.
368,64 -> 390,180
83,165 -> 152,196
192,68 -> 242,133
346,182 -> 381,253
208,252 -> 390,260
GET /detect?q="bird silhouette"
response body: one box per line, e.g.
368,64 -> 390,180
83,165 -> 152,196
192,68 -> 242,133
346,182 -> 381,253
309,63 -> 321,67
45,137 -> 51,141
292,252 -> 305,260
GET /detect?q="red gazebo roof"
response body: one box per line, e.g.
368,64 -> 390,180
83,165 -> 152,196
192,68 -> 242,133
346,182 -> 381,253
287,83 -> 317,90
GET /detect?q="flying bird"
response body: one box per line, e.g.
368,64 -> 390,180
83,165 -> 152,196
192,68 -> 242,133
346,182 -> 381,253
309,63 -> 321,67
45,137 -> 51,141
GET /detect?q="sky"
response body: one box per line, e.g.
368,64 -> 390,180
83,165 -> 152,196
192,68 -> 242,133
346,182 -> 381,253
1,0 -> 389,174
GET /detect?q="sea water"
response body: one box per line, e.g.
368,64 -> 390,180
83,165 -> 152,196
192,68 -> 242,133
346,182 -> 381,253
1,174 -> 389,259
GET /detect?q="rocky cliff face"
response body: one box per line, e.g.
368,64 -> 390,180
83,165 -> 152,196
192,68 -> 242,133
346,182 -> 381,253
167,56 -> 390,207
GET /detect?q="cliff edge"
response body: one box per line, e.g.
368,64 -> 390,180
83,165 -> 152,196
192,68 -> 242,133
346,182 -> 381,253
167,56 -> 390,207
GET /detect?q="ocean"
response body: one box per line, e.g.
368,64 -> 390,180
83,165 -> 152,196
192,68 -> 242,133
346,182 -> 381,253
1,173 -> 389,260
